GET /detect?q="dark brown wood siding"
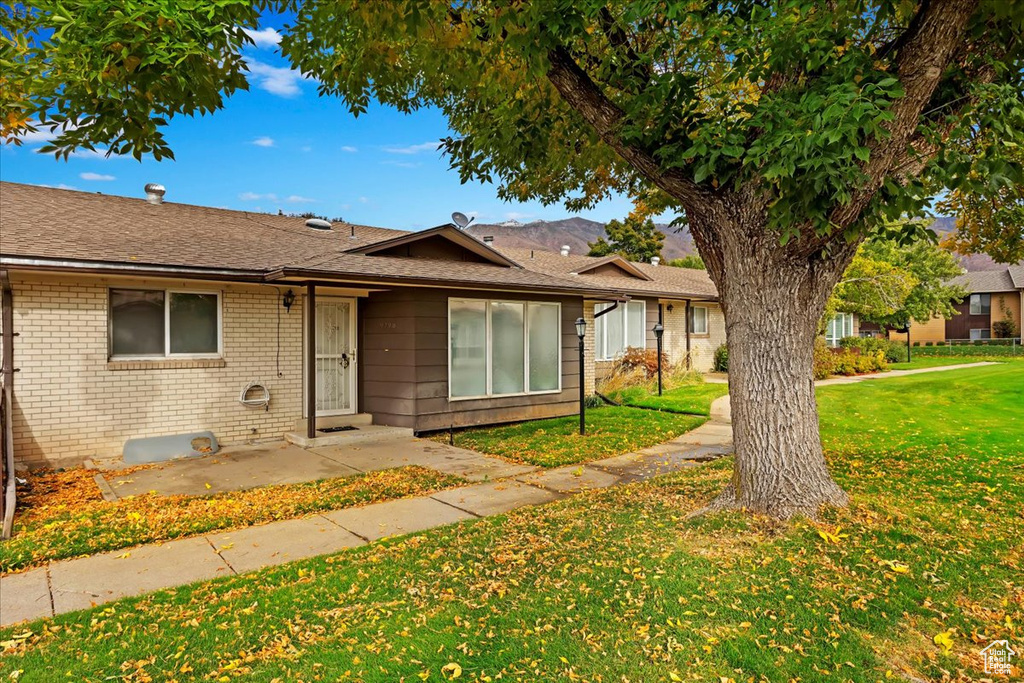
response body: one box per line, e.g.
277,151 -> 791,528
944,300 -> 992,340
359,288 -> 584,433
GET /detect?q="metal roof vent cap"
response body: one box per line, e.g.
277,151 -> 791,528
651,256 -> 660,266
144,183 -> 166,205
560,245 -> 571,256
305,218 -> 333,231
482,235 -> 494,245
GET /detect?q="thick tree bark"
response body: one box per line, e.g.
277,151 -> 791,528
689,198 -> 858,519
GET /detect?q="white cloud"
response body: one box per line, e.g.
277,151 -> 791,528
383,140 -> 442,155
341,145 -> 358,153
240,191 -> 277,201
251,136 -> 275,147
504,211 -> 534,220
243,27 -> 282,48
301,145 -> 312,152
358,196 -> 370,204
382,160 -> 421,169
244,58 -> 309,98
79,172 -> 115,181
285,195 -> 316,203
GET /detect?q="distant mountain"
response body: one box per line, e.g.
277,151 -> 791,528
467,217 -> 696,261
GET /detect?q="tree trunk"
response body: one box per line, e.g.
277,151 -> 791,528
693,205 -> 855,519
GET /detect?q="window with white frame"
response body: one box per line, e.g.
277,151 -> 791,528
689,305 -> 709,335
969,293 -> 991,315
825,312 -> 854,347
109,289 -> 222,359
970,328 -> 991,341
448,299 -> 561,399
594,301 -> 646,360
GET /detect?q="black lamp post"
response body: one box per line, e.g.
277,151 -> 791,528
653,322 -> 664,395
575,317 -> 587,435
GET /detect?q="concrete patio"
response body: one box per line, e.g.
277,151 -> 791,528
101,436 -> 537,499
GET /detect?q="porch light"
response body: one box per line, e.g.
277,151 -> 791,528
282,289 -> 296,312
575,317 -> 586,339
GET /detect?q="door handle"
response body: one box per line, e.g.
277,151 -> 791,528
340,353 -> 350,369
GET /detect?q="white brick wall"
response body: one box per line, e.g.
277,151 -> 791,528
662,301 -> 726,372
4,273 -> 303,468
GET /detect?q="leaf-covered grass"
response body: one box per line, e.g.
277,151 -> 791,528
608,382 -> 730,416
2,364 -> 1021,682
447,406 -> 707,467
0,466 -> 464,573
907,342 -> 1024,357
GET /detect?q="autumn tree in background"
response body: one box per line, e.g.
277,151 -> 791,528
4,1 -> 1024,518
939,147 -> 1024,264
827,228 -> 967,329
587,214 -> 665,262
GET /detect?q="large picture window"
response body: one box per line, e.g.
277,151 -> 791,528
595,301 -> 646,360
449,299 -> 561,399
110,289 -> 221,359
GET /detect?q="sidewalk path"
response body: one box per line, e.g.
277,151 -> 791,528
1,362 -> 992,627
0,406 -> 734,627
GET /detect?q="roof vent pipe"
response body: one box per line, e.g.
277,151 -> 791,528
651,256 -> 660,266
482,235 -> 494,245
350,225 -> 356,239
144,183 -> 166,205
560,245 -> 571,257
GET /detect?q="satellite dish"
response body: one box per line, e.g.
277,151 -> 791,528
451,211 -> 473,229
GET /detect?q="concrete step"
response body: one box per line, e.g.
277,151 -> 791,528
284,424 -> 413,449
292,413 -> 374,432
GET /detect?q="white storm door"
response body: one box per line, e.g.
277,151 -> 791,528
315,298 -> 357,415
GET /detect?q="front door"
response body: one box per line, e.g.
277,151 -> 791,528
314,298 -> 357,415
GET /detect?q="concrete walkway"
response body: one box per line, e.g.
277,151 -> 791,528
703,361 -> 997,387
0,409 -> 733,627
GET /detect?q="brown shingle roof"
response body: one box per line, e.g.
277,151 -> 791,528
0,181 -> 718,299
496,247 -> 718,299
0,181 -> 404,272
949,269 -> 1018,294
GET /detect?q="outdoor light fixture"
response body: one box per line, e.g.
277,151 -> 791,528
282,289 -> 296,312
653,322 -> 665,396
666,304 -> 674,313
575,317 -> 587,435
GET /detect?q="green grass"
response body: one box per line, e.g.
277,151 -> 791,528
447,405 -> 707,467
0,466 -> 464,573
608,382 -> 730,416
887,355 -> 1024,371
908,342 -> 1023,357
3,364 -> 1022,682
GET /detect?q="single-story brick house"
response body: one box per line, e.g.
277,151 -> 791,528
0,182 -> 721,468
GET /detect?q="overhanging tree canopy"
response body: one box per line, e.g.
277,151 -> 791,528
3,0 -> 1022,518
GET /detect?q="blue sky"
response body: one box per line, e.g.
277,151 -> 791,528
0,25 -> 641,231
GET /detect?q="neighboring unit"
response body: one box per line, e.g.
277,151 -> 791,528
0,183 -> 719,468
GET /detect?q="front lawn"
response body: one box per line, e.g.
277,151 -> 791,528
0,466 -> 463,573
447,405 -> 707,467
609,382 -> 730,416
2,364 -> 1021,682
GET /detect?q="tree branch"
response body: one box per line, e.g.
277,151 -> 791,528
544,45 -> 712,213
830,0 -> 981,228
596,6 -> 652,92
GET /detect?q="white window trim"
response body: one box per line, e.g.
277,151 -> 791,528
447,298 -> 563,401
595,300 -> 647,361
969,293 -> 990,316
825,312 -> 854,347
109,288 -> 223,360
690,305 -> 709,336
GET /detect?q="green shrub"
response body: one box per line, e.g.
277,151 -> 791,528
713,344 -> 729,372
819,338 -> 887,378
813,338 -> 836,380
839,336 -> 903,363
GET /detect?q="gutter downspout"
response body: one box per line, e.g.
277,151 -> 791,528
1,269 -> 16,539
684,299 -> 692,371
